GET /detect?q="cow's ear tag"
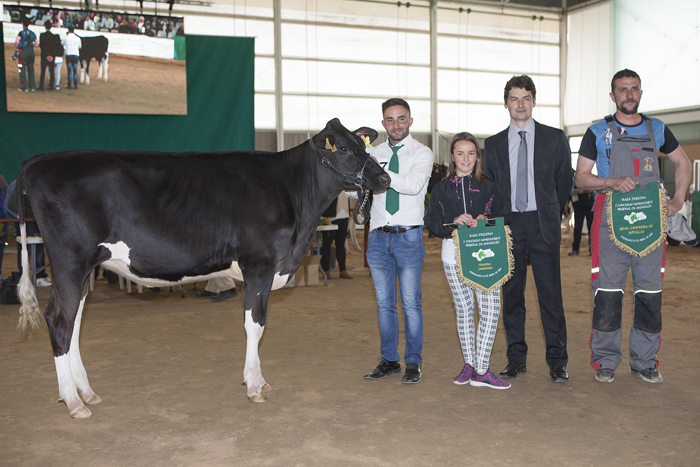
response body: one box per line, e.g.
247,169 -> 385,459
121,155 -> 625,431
325,138 -> 337,152
361,135 -> 373,149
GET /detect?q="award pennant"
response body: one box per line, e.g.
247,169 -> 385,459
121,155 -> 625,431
605,182 -> 667,258
452,217 -> 514,294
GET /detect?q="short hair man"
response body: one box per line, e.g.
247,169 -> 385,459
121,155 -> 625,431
363,98 -> 434,384
484,75 -> 572,382
39,22 -> 61,91
574,69 -> 691,384
15,19 -> 38,92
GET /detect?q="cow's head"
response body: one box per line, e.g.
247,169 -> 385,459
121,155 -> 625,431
312,118 -> 390,192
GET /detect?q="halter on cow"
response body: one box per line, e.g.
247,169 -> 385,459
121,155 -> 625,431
16,118 -> 390,418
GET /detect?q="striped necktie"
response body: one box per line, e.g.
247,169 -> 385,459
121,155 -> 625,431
515,131 -> 528,212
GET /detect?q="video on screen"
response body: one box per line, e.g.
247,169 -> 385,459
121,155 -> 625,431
3,5 -> 187,115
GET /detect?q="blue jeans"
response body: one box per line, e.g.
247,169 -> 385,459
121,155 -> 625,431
366,227 -> 425,364
66,55 -> 79,87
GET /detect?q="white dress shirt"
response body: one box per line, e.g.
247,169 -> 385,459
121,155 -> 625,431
508,119 -> 537,212
62,33 -> 82,56
368,134 -> 434,231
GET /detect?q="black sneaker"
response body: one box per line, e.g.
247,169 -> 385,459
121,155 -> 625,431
211,287 -> 237,302
402,362 -> 422,384
631,367 -> 663,383
595,368 -> 615,383
363,358 -> 401,380
196,290 -> 219,299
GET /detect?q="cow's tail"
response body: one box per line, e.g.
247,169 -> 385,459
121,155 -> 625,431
16,171 -> 42,332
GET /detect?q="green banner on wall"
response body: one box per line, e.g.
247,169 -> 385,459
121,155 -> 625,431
452,217 -> 513,295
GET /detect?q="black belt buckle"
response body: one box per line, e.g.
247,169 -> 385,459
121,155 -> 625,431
379,225 -> 420,234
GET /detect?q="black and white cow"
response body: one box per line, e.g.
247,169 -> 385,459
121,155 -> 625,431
78,35 -> 109,85
16,118 -> 389,418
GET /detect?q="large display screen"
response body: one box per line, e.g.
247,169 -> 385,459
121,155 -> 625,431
3,5 -> 187,115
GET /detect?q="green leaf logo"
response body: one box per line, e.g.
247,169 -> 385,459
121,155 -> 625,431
624,211 -> 647,225
472,249 -> 495,261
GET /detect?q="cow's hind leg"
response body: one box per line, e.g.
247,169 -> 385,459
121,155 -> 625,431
48,280 -> 96,418
70,292 -> 101,406
241,272 -> 274,403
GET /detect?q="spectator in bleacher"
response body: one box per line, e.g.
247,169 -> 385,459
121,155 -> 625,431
84,14 -> 95,31
102,14 -> 114,31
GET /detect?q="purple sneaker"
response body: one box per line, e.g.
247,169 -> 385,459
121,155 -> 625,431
471,369 -> 511,390
453,363 -> 474,385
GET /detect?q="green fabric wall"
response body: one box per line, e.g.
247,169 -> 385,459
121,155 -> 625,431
0,31 -> 254,182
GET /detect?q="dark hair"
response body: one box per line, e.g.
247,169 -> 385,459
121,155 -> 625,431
446,132 -> 485,183
503,75 -> 536,103
382,98 -> 410,116
611,68 -> 641,93
68,26 -> 75,33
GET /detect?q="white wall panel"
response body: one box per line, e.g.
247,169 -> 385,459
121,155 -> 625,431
614,0 -> 700,112
564,2 -> 611,134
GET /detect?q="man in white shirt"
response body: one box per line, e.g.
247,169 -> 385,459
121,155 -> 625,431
61,26 -> 81,90
363,98 -> 434,384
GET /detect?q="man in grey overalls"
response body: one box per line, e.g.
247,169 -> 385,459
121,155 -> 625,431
575,69 -> 691,384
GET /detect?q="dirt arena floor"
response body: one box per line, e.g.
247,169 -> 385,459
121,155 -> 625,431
1,229 -> 698,466
4,43 -> 187,115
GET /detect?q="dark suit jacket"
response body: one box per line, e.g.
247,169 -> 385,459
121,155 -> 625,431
484,120 -> 572,244
39,31 -> 62,59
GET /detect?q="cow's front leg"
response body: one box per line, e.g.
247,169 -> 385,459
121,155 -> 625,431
102,57 -> 109,82
243,308 -> 268,402
241,271 -> 274,403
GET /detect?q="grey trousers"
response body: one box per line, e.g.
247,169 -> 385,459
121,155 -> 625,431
590,194 -> 664,371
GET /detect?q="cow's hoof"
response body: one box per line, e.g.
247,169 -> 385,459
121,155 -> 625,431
247,392 -> 268,403
262,383 -> 272,393
82,393 -> 102,405
69,406 -> 92,419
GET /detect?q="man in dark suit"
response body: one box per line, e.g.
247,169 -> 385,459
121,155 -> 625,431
39,22 -> 61,91
484,75 -> 572,382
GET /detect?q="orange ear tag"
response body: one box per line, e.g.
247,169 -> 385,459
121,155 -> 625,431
325,138 -> 337,152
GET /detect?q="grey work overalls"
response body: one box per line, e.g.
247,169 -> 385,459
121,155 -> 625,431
590,115 -> 665,372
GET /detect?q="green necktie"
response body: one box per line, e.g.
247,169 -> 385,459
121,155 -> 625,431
386,144 -> 403,215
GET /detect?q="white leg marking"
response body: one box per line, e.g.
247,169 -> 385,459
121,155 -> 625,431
99,241 -> 131,265
271,273 -> 291,291
70,297 -> 101,406
55,354 -> 91,418
243,309 -> 268,402
103,56 -> 109,82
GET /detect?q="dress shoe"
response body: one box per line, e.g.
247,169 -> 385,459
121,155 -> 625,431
550,366 -> 569,382
196,290 -> 219,299
402,362 -> 422,384
339,270 -> 353,279
363,358 -> 401,380
211,288 -> 238,302
324,270 -> 332,279
499,362 -> 527,379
